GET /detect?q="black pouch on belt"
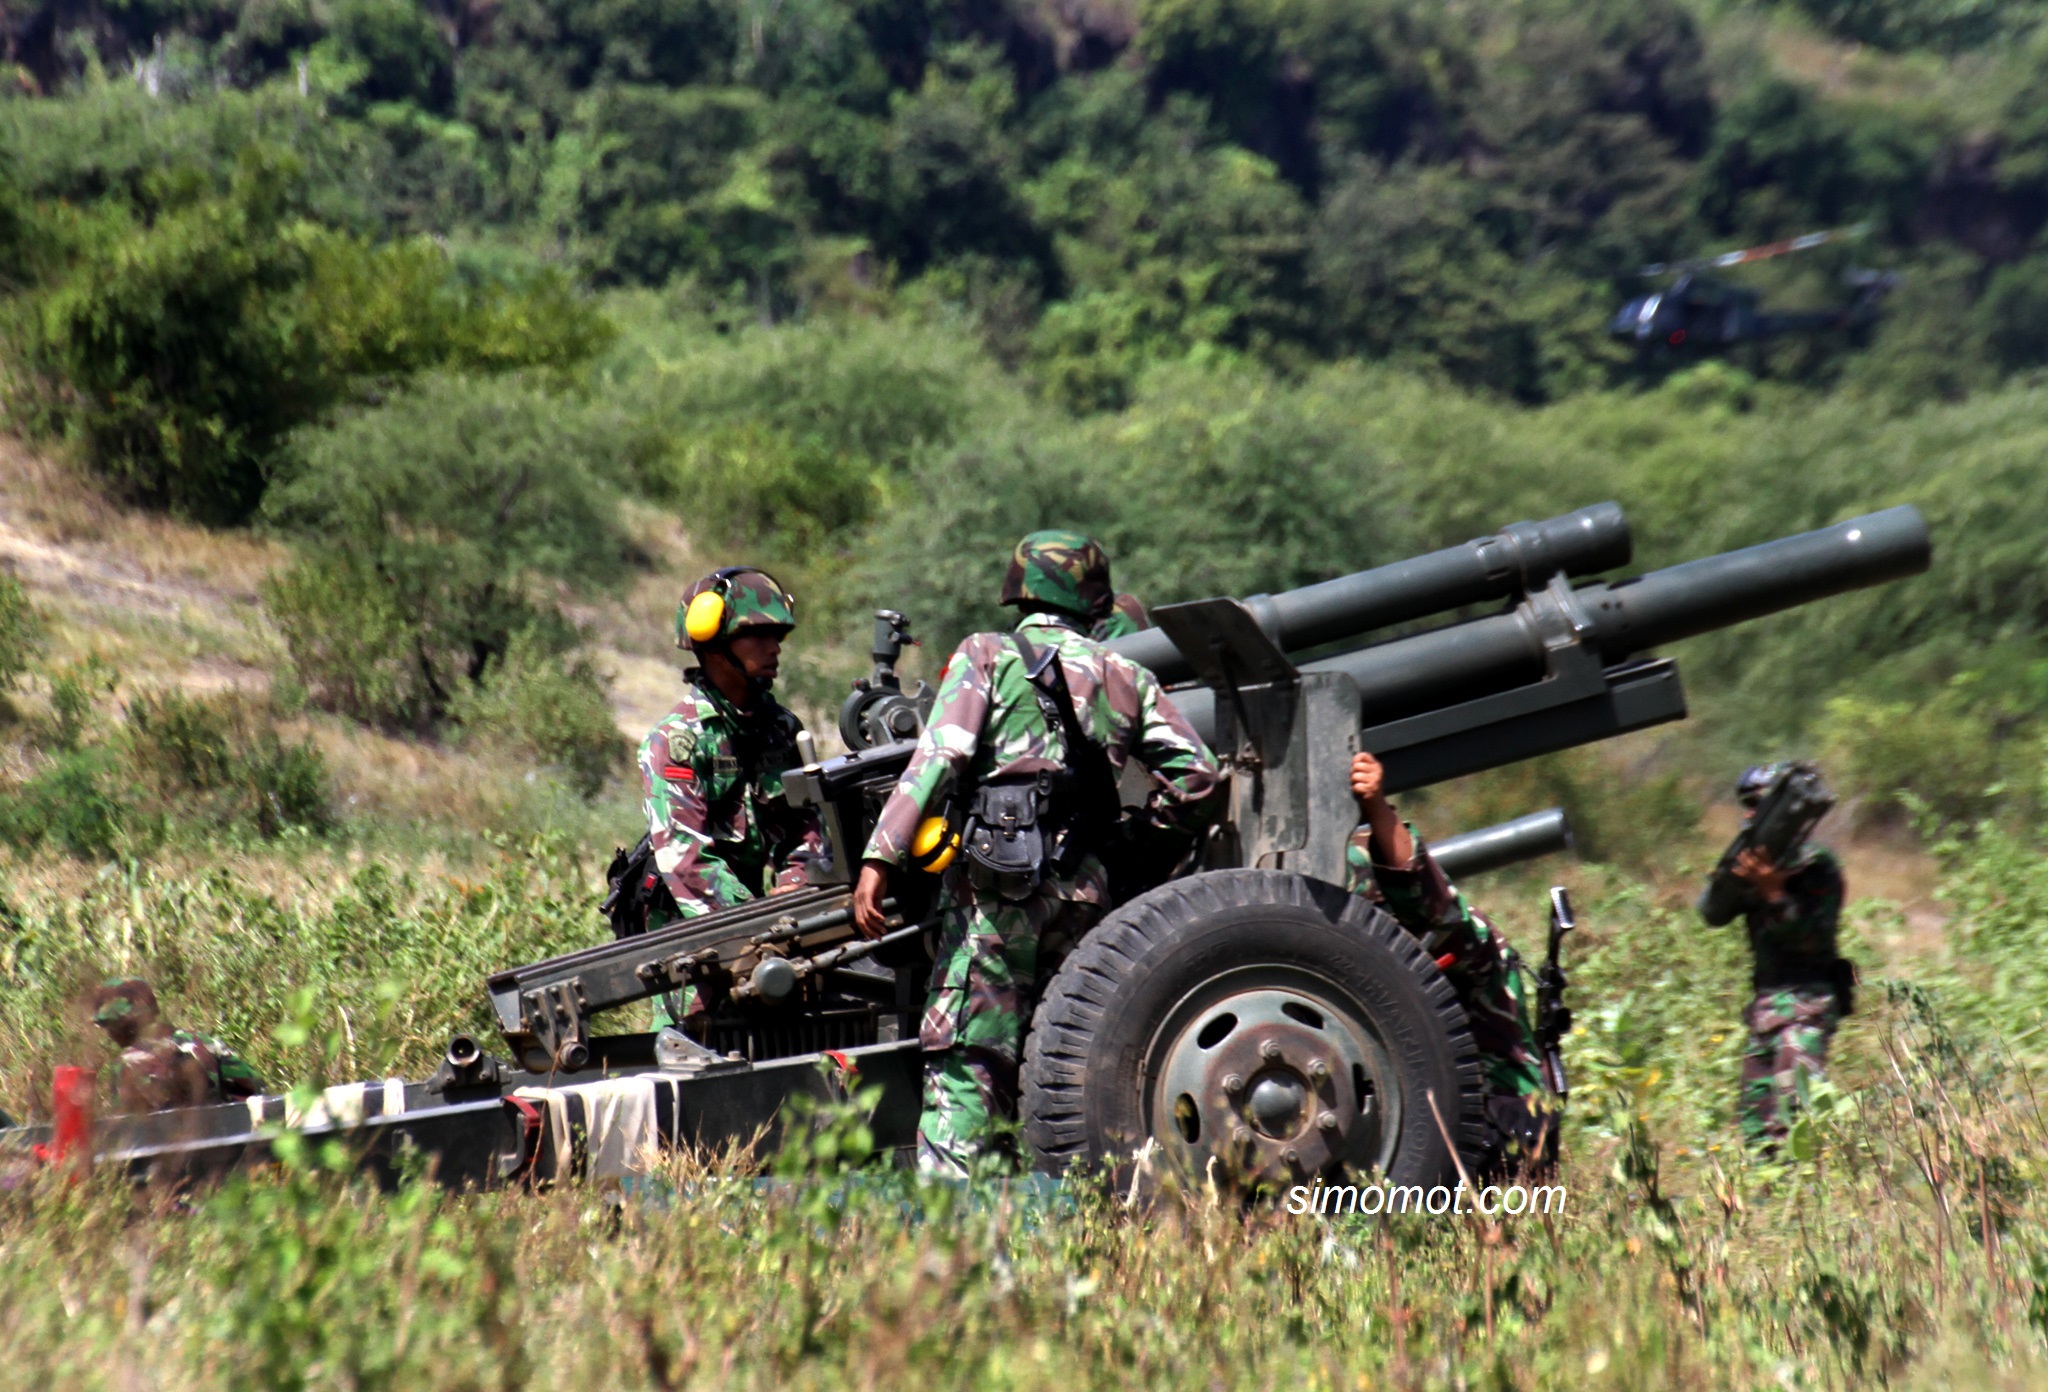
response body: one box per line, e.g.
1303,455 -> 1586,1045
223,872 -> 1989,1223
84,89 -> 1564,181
963,775 -> 1052,898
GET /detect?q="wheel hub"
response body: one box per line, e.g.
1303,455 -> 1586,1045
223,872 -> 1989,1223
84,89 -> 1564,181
1151,979 -> 1394,1186
1247,1074 -> 1306,1137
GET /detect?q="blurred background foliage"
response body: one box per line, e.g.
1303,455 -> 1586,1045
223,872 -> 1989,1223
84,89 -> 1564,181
3,0 -> 2048,829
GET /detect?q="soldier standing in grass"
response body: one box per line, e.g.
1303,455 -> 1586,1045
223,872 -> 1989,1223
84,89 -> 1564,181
90,977 -> 264,1112
1345,752 -> 1556,1173
850,531 -> 1221,1176
636,567 -> 823,1027
1718,763 -> 1851,1148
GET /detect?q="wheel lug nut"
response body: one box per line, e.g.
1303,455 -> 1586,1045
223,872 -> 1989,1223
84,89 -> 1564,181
1232,1124 -> 1252,1145
1283,1148 -> 1300,1166
1259,1040 -> 1282,1062
1307,1059 -> 1329,1083
1222,1073 -> 1245,1094
1317,1111 -> 1338,1132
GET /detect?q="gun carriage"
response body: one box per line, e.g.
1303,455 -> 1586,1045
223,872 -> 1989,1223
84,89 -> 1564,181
1,505 -> 1929,1190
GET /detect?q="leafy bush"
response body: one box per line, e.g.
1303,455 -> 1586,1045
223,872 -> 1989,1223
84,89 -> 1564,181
10,142 -> 612,523
0,747 -> 128,860
0,685 -> 329,859
125,689 -> 333,835
260,548 -> 417,726
0,573 -> 46,697
263,372 -> 634,729
449,628 -> 623,798
618,315 -> 970,545
1818,675 -> 2046,831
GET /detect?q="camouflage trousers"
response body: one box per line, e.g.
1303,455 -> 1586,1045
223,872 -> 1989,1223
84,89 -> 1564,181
1738,986 -> 1840,1146
917,876 -> 1100,1178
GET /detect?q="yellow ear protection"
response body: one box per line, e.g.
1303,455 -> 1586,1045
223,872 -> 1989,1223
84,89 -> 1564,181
683,566 -> 791,646
909,812 -> 962,874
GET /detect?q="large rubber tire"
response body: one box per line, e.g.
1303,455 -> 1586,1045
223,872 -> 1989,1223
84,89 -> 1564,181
1021,868 -> 1486,1189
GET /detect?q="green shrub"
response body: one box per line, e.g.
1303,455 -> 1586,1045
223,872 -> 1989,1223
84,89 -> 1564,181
670,421 -> 880,549
0,573 -> 46,696
263,372 -> 634,729
12,144 -> 613,523
0,747 -> 130,860
1817,677 -> 2044,831
124,689 -> 333,835
449,628 -> 623,798
262,549 -> 418,727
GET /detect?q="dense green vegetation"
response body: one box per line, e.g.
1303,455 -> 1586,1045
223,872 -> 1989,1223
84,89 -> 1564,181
6,0 -> 2048,1385
6,0 -> 2048,802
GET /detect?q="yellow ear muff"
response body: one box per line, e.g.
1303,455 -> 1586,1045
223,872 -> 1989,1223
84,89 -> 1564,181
684,590 -> 727,644
910,815 -> 961,874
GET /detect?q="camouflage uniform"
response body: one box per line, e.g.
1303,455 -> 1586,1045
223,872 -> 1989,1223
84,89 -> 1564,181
1736,845 -> 1846,1145
864,532 -> 1221,1176
115,1030 -> 265,1112
640,569 -> 823,1025
91,979 -> 264,1113
1091,592 -> 1150,642
1345,828 -> 1551,1164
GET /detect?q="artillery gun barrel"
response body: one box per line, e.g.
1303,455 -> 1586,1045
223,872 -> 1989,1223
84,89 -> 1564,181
1430,808 -> 1572,881
1172,506 -> 1930,742
1109,503 -> 1631,685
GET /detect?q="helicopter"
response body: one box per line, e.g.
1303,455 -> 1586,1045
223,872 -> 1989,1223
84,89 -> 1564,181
1610,225 -> 1897,353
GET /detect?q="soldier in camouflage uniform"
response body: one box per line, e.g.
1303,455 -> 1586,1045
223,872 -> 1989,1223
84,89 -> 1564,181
90,978 -> 264,1112
1718,763 -> 1851,1148
639,567 -> 824,1026
1091,591 -> 1150,642
1346,752 -> 1554,1171
851,531 -> 1222,1176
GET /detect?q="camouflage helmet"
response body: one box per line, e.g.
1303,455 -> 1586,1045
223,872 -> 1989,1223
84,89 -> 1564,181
91,976 -> 159,1027
1735,763 -> 1787,809
999,530 -> 1114,621
675,567 -> 797,651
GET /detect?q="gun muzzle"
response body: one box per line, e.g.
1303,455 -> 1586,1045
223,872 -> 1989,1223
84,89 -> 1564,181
1431,808 -> 1573,881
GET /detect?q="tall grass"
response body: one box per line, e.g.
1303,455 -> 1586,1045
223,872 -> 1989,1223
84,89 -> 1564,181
3,803 -> 2048,1386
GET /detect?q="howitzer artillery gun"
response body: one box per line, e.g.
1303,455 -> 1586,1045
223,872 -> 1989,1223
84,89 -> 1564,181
477,501 -> 1927,1190
0,503 -> 1930,1190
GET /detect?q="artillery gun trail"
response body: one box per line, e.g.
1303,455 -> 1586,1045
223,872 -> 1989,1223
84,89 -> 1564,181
1,504 -> 1930,1191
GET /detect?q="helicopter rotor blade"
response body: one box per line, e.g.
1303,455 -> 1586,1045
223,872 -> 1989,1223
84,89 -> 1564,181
1638,222 -> 1872,278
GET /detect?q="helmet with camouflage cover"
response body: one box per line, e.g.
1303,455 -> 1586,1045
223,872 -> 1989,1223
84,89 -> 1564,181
999,530 -> 1114,621
674,566 -> 797,651
90,976 -> 160,1029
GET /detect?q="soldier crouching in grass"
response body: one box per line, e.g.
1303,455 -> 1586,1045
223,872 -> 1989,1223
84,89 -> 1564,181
850,531 -> 1221,1177
1346,751 -> 1558,1176
90,977 -> 264,1113
635,567 -> 824,1029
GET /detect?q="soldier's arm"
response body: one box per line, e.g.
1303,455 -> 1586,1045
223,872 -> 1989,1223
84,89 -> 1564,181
638,722 -> 757,914
862,635 -> 998,868
1753,845 -> 1845,940
1123,667 -> 1223,837
1347,752 -> 1469,934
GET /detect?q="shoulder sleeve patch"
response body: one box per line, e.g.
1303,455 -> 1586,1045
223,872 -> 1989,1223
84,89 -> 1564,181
665,729 -> 698,765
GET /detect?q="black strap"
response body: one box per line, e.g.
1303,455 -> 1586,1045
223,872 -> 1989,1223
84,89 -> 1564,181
1011,633 -> 1121,862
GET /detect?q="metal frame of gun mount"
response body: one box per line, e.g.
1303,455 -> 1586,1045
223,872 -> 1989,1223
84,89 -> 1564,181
838,609 -> 935,750
1696,761 -> 1836,927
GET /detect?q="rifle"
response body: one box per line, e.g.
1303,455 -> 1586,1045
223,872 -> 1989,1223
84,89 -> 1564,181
1696,761 -> 1835,927
1536,886 -> 1575,1099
